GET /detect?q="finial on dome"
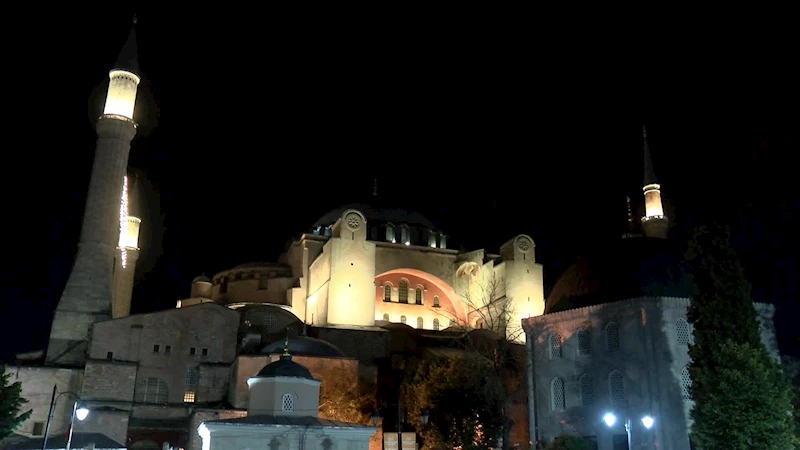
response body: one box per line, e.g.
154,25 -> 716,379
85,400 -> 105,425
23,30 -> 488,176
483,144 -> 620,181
133,14 -> 138,25
282,327 -> 290,357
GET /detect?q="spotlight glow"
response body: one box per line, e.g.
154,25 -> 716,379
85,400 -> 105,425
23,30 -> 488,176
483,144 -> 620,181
603,413 -> 617,427
641,415 -> 655,429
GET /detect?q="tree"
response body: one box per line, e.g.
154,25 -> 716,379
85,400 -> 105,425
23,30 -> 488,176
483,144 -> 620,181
430,271 -> 526,450
0,365 -> 32,440
685,223 -> 798,449
317,365 -> 375,425
546,434 -> 591,450
401,352 -> 505,450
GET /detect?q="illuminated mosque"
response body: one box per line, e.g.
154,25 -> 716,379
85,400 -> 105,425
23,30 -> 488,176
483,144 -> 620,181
1,21 -> 783,450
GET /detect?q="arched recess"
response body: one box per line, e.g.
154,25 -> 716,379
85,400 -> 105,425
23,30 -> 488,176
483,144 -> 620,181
374,268 -> 467,326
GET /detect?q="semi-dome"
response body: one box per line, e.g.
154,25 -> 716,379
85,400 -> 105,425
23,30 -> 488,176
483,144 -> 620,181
313,203 -> 438,230
545,237 -> 694,314
256,354 -> 315,380
260,336 -> 345,358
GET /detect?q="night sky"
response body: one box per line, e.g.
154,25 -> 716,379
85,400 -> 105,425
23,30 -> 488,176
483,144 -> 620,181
2,12 -> 797,361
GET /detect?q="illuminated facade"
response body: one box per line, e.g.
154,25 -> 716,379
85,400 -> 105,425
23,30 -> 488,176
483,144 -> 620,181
112,175 -> 142,319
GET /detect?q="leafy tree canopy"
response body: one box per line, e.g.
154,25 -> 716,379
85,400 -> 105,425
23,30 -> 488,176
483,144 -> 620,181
689,340 -> 798,450
401,352 -> 505,450
0,365 -> 32,440
685,223 -> 799,449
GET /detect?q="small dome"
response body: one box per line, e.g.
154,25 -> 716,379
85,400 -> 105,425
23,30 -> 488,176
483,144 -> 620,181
192,275 -> 211,283
546,237 -> 694,314
260,336 -> 345,358
256,354 -> 315,380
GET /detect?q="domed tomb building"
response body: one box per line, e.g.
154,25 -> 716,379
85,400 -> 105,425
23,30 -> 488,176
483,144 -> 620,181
521,128 -> 781,450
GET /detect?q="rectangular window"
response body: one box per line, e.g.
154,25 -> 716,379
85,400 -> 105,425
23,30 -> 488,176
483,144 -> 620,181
202,348 -> 208,356
190,347 -> 196,355
32,422 -> 44,436
153,344 -> 159,353
106,351 -> 113,360
184,390 -> 196,403
165,345 -> 171,354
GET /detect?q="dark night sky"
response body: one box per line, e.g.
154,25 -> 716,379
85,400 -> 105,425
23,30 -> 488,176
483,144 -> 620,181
1,11 -> 797,361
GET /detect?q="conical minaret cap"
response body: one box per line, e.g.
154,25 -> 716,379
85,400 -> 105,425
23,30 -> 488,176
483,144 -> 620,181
113,17 -> 140,76
643,125 -> 659,186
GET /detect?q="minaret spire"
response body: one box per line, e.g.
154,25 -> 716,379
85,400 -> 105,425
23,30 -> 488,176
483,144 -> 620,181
46,24 -> 142,366
640,125 -> 669,239
643,125 -> 658,186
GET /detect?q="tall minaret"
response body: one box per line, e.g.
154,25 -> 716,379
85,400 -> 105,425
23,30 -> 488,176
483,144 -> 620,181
111,174 -> 142,318
640,126 -> 669,239
46,21 -> 141,366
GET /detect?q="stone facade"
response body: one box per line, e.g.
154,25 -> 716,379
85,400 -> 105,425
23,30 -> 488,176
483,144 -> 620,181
522,297 -> 780,450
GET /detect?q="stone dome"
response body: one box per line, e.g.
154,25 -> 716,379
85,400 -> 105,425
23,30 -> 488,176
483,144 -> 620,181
260,336 -> 345,358
256,354 -> 315,380
192,275 -> 211,283
545,237 -> 694,314
313,203 -> 438,230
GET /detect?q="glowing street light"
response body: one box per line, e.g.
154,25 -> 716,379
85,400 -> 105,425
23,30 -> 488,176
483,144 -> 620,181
603,412 -> 655,450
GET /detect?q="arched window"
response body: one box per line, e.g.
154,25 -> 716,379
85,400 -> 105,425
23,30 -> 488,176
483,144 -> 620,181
605,322 -> 620,352
399,280 -> 409,303
433,296 -> 440,307
433,318 -> 440,331
400,315 -> 407,324
608,370 -> 625,408
548,333 -> 563,360
136,377 -> 168,404
580,374 -> 594,406
416,317 -> 423,328
550,378 -> 565,411
676,318 -> 690,346
382,313 -> 390,321
281,393 -> 294,412
680,366 -> 692,400
577,328 -> 591,355
383,285 -> 392,302
415,288 -> 423,305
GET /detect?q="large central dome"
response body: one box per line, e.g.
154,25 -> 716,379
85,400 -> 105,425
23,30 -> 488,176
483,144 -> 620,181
546,237 -> 694,314
312,203 -> 438,230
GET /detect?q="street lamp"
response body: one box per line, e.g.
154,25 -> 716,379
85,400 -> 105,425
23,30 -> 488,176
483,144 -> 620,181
41,385 -> 90,450
602,412 -> 654,450
372,405 -> 430,450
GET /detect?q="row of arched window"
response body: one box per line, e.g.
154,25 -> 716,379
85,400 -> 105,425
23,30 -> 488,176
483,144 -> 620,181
547,318 -> 693,360
383,281 -> 439,306
550,370 -> 626,411
547,323 -> 620,360
381,314 -> 451,330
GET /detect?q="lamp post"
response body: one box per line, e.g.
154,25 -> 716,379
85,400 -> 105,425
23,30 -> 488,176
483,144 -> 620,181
603,412 -> 654,450
41,385 -> 90,450
372,404 -> 430,450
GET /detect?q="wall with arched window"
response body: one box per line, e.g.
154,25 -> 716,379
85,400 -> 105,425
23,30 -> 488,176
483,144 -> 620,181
374,269 -> 466,329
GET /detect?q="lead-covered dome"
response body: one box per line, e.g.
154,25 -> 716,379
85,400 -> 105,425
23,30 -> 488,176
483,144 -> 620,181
260,336 -> 345,358
256,354 -> 315,380
312,203 -> 438,230
545,237 -> 694,314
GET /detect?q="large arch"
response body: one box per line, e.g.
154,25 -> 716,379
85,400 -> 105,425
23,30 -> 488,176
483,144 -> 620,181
374,268 -> 467,328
